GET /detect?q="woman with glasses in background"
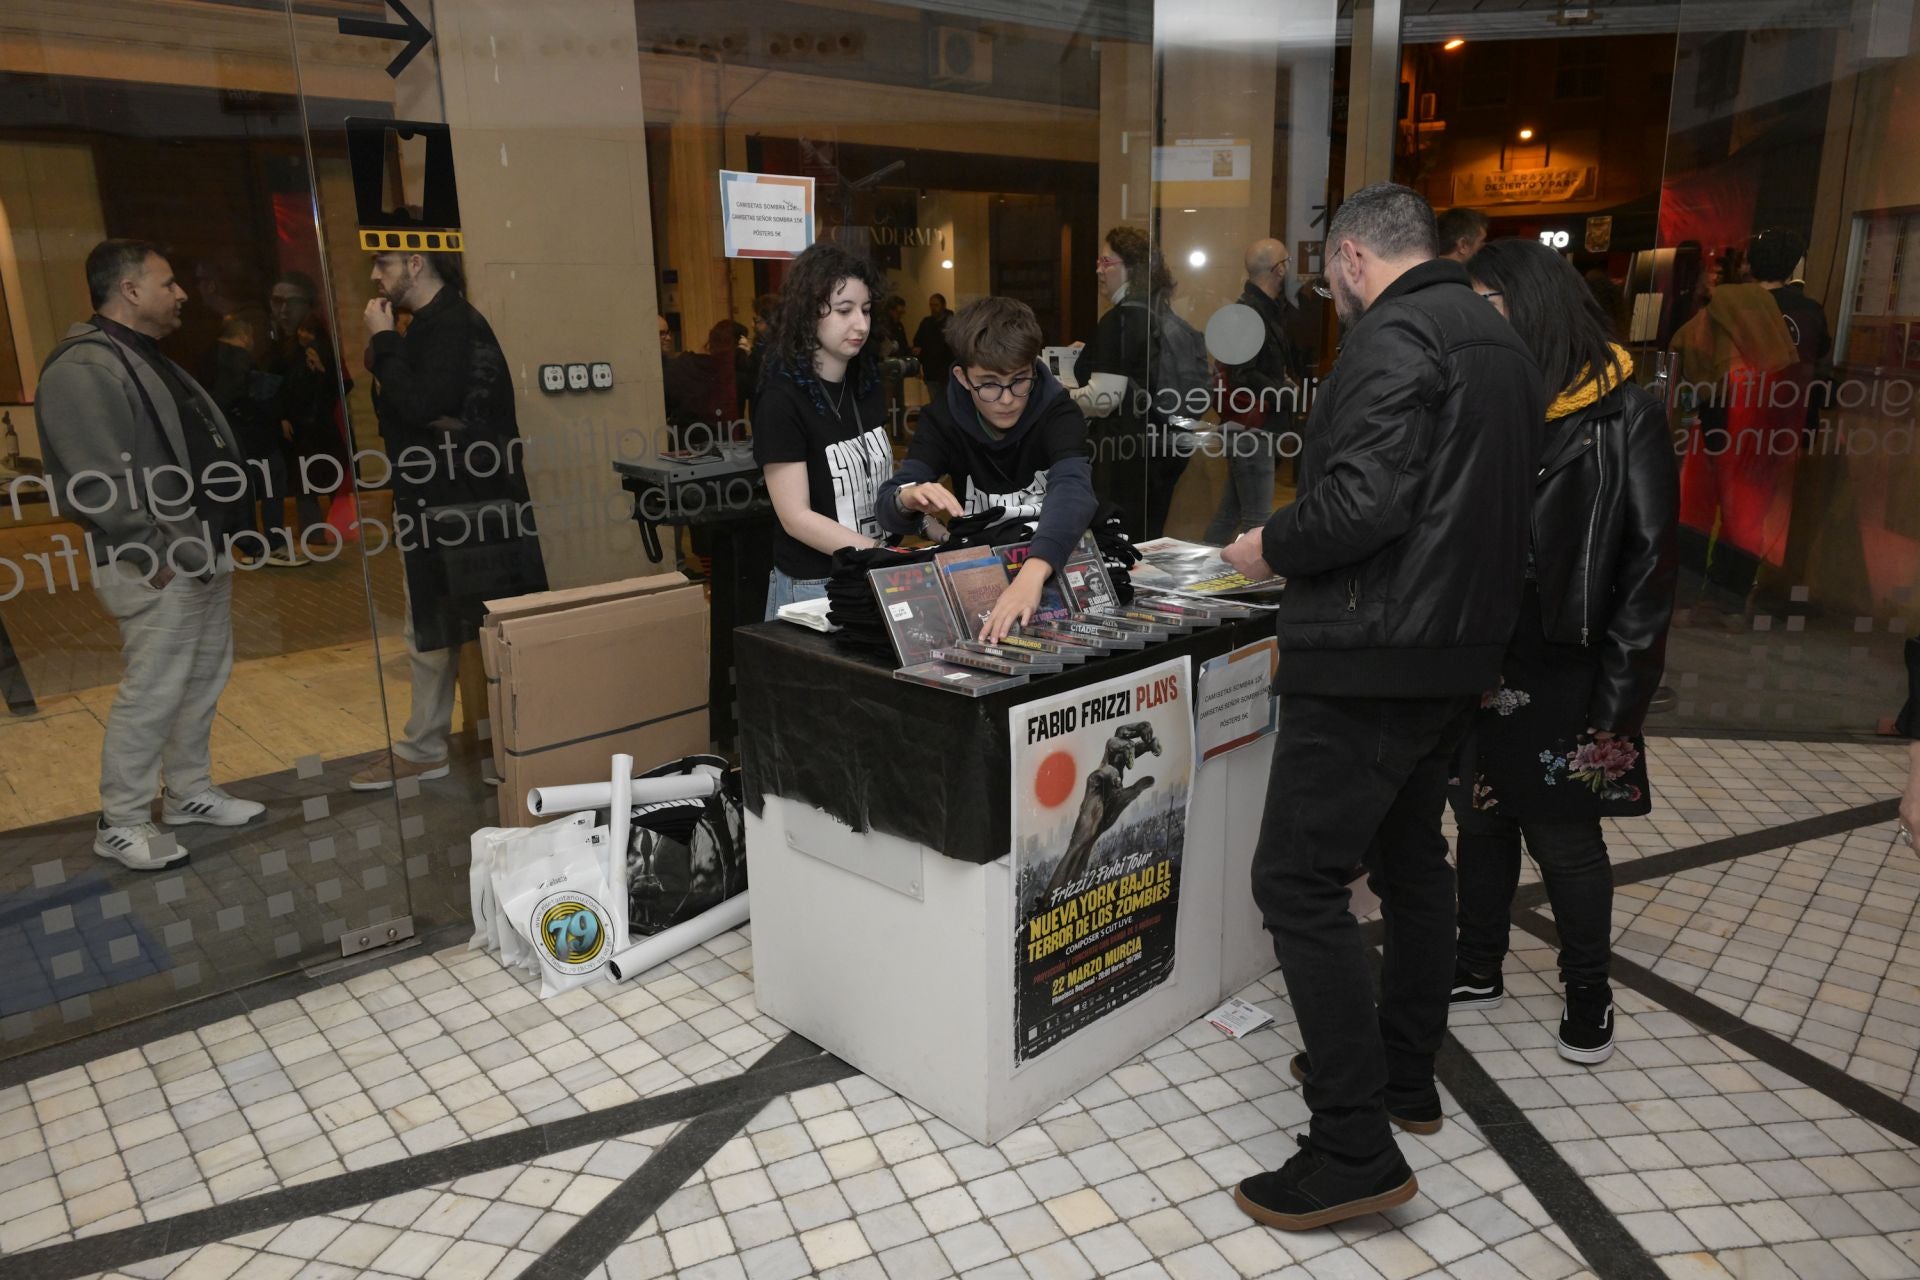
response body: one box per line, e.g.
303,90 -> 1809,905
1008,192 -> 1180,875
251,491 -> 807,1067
1449,238 -> 1680,1066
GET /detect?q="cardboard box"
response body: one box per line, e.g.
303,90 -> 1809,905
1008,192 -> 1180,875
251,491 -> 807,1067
481,574 -> 689,779
484,574 -> 709,825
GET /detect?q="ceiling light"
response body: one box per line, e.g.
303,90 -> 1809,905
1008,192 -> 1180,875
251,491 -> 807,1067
1443,37 -> 1465,50
941,259 -> 953,269
1518,127 -> 1535,141
1188,249 -> 1207,268
1183,208 -> 1197,213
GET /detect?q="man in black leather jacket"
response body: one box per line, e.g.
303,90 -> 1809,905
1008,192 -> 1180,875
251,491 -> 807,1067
1221,183 -> 1545,1231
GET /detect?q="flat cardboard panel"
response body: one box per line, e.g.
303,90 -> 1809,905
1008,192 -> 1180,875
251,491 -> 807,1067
497,708 -> 710,826
484,572 -> 687,625
480,627 -> 507,776
496,585 -> 707,754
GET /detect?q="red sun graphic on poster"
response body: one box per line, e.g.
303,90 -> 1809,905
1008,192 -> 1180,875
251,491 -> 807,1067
1034,750 -> 1077,808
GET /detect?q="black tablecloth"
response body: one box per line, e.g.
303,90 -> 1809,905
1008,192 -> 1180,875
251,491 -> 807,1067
736,617 -> 1273,865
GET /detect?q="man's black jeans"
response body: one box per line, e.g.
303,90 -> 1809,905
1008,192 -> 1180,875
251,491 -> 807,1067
1456,807 -> 1613,990
1251,692 -> 1476,1163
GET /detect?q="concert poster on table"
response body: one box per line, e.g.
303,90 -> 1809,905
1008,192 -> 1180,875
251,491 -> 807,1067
1010,656 -> 1193,1065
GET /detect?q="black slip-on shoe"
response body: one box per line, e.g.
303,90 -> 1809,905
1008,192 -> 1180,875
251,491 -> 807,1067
1287,1053 -> 1444,1136
1558,982 -> 1616,1064
1449,966 -> 1504,1012
1234,1134 -> 1418,1232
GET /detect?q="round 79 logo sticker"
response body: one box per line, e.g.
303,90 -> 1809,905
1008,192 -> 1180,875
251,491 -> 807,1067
532,890 -> 611,974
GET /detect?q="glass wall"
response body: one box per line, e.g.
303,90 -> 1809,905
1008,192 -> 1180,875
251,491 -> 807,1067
0,1 -> 410,1053
1653,0 -> 1920,737
1388,0 -> 1920,739
6,0 -> 1905,1055
1148,3 -> 1342,549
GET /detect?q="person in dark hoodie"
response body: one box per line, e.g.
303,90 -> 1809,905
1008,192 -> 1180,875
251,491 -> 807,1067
876,296 -> 1097,643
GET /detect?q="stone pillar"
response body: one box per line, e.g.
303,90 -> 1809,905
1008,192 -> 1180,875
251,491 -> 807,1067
372,0 -> 671,584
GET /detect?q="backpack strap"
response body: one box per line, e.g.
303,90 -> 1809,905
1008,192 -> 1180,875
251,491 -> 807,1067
43,329 -> 182,468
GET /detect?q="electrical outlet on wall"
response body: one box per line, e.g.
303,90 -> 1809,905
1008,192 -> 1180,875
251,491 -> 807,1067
566,363 -> 590,392
589,362 -> 613,390
539,364 -> 566,394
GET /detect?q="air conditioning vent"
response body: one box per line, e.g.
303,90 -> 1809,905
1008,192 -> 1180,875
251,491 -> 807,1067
931,27 -> 992,89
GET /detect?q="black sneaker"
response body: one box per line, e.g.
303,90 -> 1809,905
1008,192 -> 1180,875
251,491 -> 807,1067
1558,983 -> 1615,1064
1234,1134 -> 1418,1231
1449,966 -> 1504,1011
1287,1054 -> 1442,1135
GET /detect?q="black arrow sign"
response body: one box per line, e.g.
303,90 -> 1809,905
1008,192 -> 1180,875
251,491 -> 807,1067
339,0 -> 434,80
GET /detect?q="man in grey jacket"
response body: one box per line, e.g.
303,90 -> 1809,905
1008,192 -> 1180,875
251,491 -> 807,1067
37,239 -> 265,870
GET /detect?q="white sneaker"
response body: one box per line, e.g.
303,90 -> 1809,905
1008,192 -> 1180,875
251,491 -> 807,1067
95,821 -> 189,870
265,548 -> 306,567
162,786 -> 266,827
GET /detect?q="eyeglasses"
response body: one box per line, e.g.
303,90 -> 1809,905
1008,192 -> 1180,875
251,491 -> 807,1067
1311,245 -> 1345,298
960,371 -> 1035,403
1095,255 -> 1123,269
1475,290 -> 1504,304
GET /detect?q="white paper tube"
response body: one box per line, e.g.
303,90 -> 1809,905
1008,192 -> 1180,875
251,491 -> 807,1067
526,770 -> 720,816
609,754 -> 633,954
606,892 -> 750,982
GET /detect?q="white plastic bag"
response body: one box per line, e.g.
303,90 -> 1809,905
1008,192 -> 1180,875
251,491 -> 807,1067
498,815 -> 618,998
468,826 -> 523,952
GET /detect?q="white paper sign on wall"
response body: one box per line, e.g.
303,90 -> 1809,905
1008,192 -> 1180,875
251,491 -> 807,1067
719,170 -> 815,260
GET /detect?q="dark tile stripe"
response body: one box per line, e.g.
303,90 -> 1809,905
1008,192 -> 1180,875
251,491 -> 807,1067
1354,946 -> 1663,1278
520,1099 -> 773,1280
1514,911 -> 1920,1150
522,1036 -> 860,1274
1514,798 -> 1898,914
523,1034 -> 857,1279
0,1034 -> 853,1280
1433,1034 -> 1668,1280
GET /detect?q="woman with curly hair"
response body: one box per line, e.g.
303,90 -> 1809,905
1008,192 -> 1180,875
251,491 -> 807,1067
1450,238 -> 1679,1066
752,243 -> 893,617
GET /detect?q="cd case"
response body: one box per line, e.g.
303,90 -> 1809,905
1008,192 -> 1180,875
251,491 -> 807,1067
894,660 -> 1031,697
934,546 -> 1011,637
868,562 -> 965,667
933,646 -> 1031,676
1057,532 -> 1119,613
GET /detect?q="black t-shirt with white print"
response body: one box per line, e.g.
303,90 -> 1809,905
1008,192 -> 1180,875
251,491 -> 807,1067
751,368 -> 891,579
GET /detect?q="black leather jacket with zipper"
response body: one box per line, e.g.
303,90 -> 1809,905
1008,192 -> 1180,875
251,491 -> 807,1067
1264,259 -> 1545,699
1529,381 -> 1679,735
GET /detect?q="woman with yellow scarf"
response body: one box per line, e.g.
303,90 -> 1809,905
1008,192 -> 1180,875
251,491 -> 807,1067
1449,239 -> 1680,1067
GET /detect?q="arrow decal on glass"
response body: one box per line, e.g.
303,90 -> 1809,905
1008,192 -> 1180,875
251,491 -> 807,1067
339,0 -> 434,80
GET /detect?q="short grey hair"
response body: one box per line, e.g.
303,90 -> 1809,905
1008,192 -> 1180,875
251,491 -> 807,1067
1326,183 -> 1438,262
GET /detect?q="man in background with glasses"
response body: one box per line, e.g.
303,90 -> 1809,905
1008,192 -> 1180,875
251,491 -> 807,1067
1206,237 -> 1305,545
877,296 -> 1095,643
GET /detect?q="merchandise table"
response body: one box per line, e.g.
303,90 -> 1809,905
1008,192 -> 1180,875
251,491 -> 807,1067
736,618 -> 1282,1144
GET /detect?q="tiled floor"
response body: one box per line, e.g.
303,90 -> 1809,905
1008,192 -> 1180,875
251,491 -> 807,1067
91,1129 -> 679,1280
0,733 -> 1910,1280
